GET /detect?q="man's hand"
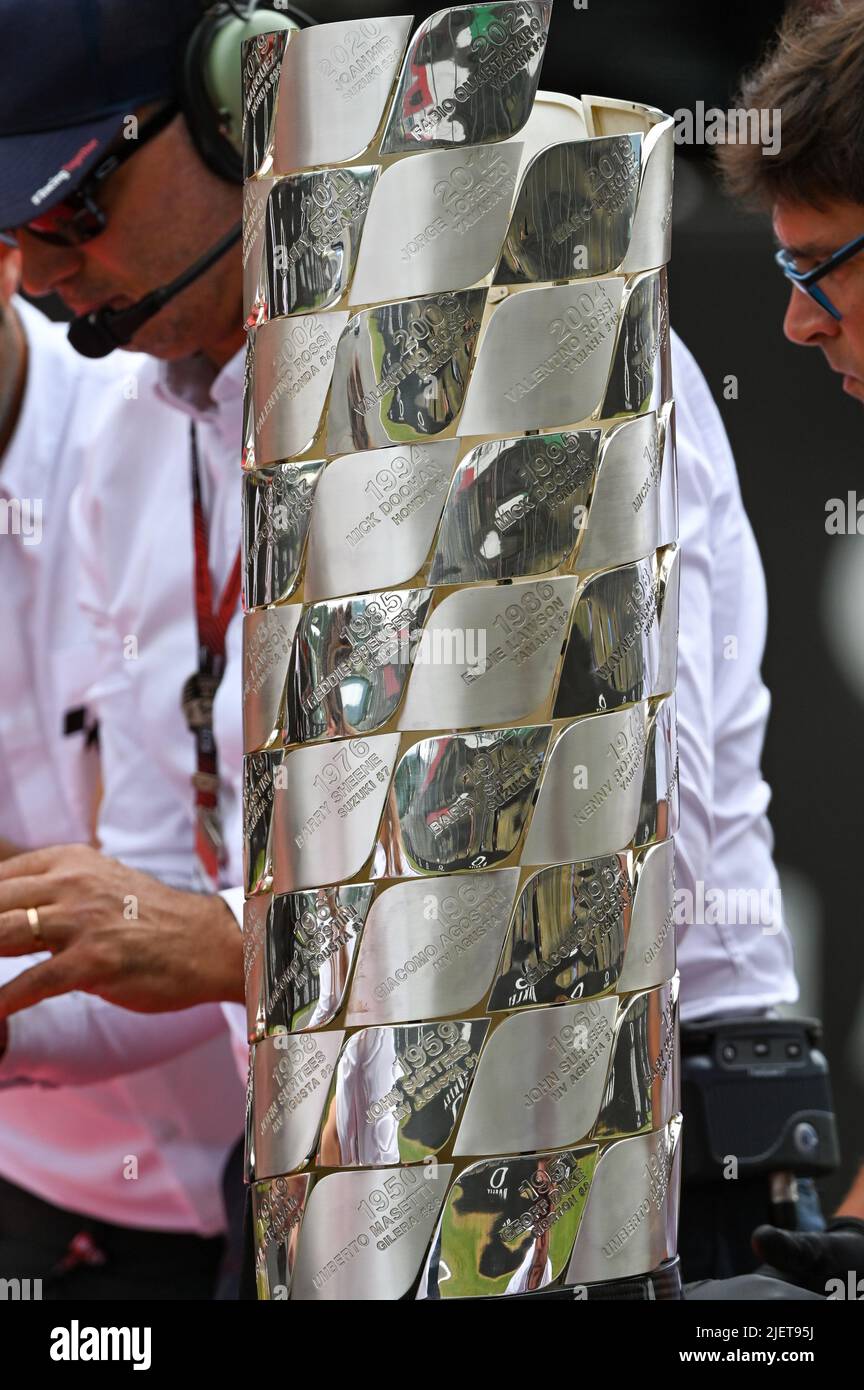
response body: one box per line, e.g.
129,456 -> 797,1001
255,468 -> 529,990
0,844 -> 244,1017
752,1218 -> 864,1294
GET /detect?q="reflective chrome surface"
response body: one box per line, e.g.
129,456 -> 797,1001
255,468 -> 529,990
263,168 -> 378,317
254,313 -> 348,464
325,290 -> 485,454
242,460 -> 323,609
381,2 -> 550,153
243,606 -> 300,754
266,884 -> 373,1031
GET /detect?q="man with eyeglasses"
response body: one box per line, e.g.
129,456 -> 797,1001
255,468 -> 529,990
0,0 -> 803,1290
718,0 -> 864,1295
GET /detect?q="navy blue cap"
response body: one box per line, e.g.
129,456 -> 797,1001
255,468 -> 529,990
0,0 -> 206,228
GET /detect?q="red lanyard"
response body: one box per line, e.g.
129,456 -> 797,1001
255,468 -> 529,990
183,421 -> 242,889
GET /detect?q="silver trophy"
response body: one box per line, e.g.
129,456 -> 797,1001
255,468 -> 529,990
242,1 -> 681,1301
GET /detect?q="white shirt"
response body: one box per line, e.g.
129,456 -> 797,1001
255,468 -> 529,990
0,319 -> 796,1109
0,299 -> 245,1233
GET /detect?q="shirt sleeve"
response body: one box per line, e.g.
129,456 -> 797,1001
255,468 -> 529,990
669,333 -> 717,938
0,961 -> 230,1087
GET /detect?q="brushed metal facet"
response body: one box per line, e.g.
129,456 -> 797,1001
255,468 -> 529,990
635,694 -> 678,847
252,1174 -> 310,1300
291,1165 -> 452,1301
305,443 -> 459,602
273,734 -> 400,892
252,1031 -> 345,1179
429,431 -> 601,586
273,17 -> 413,170
242,460 -> 323,609
374,726 -> 550,878
656,545 -> 680,698
620,118 -> 675,275
345,871 -> 520,1026
524,705 -> 649,864
460,279 -> 625,436
243,176 -> 274,329
565,1115 -> 681,1284
254,314 -> 348,464
264,167 -> 378,317
244,894 -> 270,1044
489,856 -> 632,1010
419,1147 -> 596,1298
617,838 -> 676,993
244,751 -> 284,895
287,588 -> 433,742
266,884 -> 374,1032
242,30 -> 289,180
455,997 -> 618,1155
325,290 -> 485,454
601,269 -> 668,419
497,135 -> 642,284
351,144 -> 522,305
576,414 -> 669,572
319,1019 -> 490,1166
400,577 -> 577,729
243,606 -> 301,754
381,2 -> 550,154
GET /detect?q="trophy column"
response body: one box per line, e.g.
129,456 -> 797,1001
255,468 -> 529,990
241,2 -> 682,1301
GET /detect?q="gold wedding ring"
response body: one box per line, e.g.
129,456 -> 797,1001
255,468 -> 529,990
26,906 -> 45,949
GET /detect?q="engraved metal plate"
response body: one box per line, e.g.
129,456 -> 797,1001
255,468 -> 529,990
243,176 -> 274,329
592,976 -> 679,1140
345,871 -> 520,1026
244,894 -> 270,1044
325,290 -> 485,454
305,442 -> 459,601
266,884 -> 374,1032
254,314 -> 348,464
243,606 -> 301,753
374,726 -> 550,877
252,1031 -> 345,1178
242,460 -> 323,609
617,838 -> 676,993
381,1 -> 551,154
264,167 -> 378,317
429,430 -> 601,585
244,751 -> 284,895
242,30 -> 289,180
252,1174 -> 310,1300
273,16 -> 413,169
351,144 -> 522,304
460,279 -> 625,436
273,734 -> 399,891
291,1164 -> 452,1301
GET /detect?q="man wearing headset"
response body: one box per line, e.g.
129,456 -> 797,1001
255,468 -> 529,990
717,0 -> 864,1297
0,0 -> 800,1285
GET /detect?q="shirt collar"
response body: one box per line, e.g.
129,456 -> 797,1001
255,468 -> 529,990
154,346 -> 245,444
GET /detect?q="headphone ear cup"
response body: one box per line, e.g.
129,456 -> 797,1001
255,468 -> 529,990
182,5 -> 303,185
181,6 -> 243,184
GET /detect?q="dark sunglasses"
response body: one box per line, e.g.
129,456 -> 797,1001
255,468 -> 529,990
775,231 -> 864,322
6,104 -> 178,248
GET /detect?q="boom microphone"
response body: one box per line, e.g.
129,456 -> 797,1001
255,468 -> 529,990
67,223 -> 242,358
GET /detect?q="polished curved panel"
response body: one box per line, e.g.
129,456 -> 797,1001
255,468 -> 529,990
400,577 -> 578,730
576,414 -> 670,572
243,606 -> 301,754
263,168 -> 378,318
266,884 -> 374,1032
429,430 -> 601,585
490,856 -> 631,1010
374,725 -> 550,877
460,279 -> 625,436
592,976 -> 679,1139
455,998 -> 618,1155
254,313 -> 348,465
243,460 -> 323,608
600,269 -> 668,419
381,2 -> 550,154
635,694 -> 678,847
252,1174 -> 310,1300
325,290 -> 485,453
420,1147 -> 596,1298
305,442 -> 458,602
351,144 -> 522,304
244,895 -> 270,1045
243,176 -> 275,330
273,734 -> 400,891
318,1019 -> 490,1166
244,751 -> 283,896
565,1115 -> 681,1284
252,1031 -> 346,1178
291,1165 -> 452,1301
346,871 -> 520,1026
617,838 -> 676,994
273,17 -> 413,169
497,135 -> 641,284
242,30 -> 289,180
287,588 -> 433,742
620,119 -> 675,275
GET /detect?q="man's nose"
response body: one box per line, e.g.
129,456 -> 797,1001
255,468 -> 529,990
783,283 -> 840,347
16,231 -> 82,300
